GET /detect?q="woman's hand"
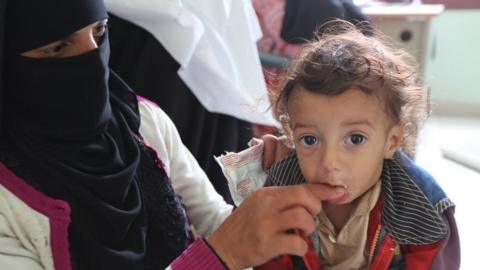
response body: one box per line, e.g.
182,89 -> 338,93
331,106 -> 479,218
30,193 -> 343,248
251,134 -> 293,171
207,184 -> 345,270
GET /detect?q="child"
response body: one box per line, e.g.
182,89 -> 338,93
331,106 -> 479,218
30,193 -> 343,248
257,21 -> 460,270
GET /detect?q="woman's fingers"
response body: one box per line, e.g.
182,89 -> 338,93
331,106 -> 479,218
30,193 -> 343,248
271,234 -> 309,257
275,206 -> 317,235
262,184 -> 344,216
305,183 -> 346,203
257,186 -> 320,217
261,134 -> 292,170
261,134 -> 280,170
207,184 -> 344,269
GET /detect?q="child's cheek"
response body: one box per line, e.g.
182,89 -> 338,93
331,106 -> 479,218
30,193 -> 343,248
297,156 -> 318,184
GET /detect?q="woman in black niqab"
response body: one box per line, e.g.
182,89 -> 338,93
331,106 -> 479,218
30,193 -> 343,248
1,0 -> 190,269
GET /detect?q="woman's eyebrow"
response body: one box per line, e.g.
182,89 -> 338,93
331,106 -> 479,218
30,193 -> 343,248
36,39 -> 65,51
43,31 -> 79,48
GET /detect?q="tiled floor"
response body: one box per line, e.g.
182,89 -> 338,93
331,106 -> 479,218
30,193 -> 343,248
415,116 -> 480,270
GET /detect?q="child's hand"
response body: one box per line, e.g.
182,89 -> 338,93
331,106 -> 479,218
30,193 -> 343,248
255,134 -> 293,171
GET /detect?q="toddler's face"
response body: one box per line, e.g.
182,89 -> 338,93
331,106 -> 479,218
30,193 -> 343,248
287,87 -> 402,205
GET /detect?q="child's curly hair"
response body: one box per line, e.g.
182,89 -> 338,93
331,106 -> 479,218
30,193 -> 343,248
274,20 -> 430,157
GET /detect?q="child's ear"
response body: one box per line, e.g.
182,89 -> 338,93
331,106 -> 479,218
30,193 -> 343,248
279,113 -> 294,145
384,124 -> 404,159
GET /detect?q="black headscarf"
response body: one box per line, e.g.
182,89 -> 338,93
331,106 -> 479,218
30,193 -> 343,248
2,0 -> 188,268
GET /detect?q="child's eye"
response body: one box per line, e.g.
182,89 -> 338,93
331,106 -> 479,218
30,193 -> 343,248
299,135 -> 318,147
345,134 -> 367,145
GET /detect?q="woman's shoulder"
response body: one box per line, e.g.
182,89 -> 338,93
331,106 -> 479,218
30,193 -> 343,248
137,96 -> 180,145
0,160 -> 70,218
136,96 -> 184,174
0,161 -> 59,270
137,96 -> 173,129
0,159 -> 39,206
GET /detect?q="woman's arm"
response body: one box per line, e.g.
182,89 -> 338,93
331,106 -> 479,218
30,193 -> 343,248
138,98 -> 233,236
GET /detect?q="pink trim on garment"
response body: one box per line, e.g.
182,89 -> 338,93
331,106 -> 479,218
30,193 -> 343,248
136,95 -> 170,177
135,97 -> 199,241
0,162 -> 72,270
137,95 -> 160,108
171,238 -> 226,270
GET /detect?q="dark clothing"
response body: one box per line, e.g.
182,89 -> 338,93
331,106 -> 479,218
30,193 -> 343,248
108,14 -> 253,205
6,0 -> 108,53
0,0 -> 5,134
281,0 -> 372,44
2,1 -> 190,268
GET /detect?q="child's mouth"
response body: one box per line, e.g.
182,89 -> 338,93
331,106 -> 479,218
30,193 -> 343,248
325,186 -> 348,204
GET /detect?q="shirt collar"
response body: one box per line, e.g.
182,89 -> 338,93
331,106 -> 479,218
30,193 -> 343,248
381,158 -> 448,244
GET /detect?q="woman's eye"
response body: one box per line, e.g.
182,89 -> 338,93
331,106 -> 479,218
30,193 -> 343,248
346,134 -> 366,145
44,42 -> 68,56
93,23 -> 108,42
299,135 -> 318,147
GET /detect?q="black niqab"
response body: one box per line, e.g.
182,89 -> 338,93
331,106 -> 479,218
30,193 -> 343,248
6,0 -> 108,54
2,0 -> 189,269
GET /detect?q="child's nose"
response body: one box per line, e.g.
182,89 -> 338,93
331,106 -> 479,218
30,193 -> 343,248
319,146 -> 340,175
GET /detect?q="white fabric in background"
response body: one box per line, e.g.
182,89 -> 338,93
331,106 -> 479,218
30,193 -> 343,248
106,0 -> 278,126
